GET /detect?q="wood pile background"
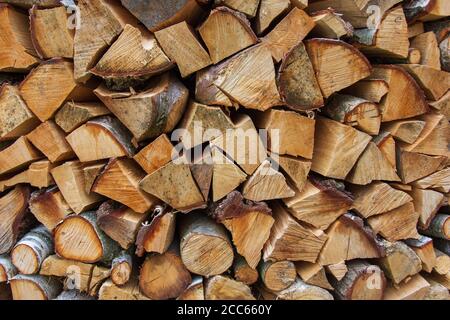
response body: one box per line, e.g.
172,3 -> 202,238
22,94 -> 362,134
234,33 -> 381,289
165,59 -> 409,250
0,0 -> 449,300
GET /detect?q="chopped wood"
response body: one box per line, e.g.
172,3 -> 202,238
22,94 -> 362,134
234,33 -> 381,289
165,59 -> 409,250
421,214 -> 450,240
99,278 -> 149,300
378,240 -> 422,284
91,24 -> 173,90
284,177 -> 353,230
295,261 -> 333,290
10,275 -> 61,300
205,275 -> 255,300
215,0 -> 260,17
0,137 -> 42,176
409,188 -> 444,230
439,35 -> 449,72
211,191 -> 274,268
0,84 -> 39,141
261,7 -> 315,62
260,278 -> 333,300
382,119 -> 426,144
263,202 -> 328,263
405,236 -> 437,273
410,32 -> 442,70
400,64 -> 450,101
0,5 -> 39,72
190,154 -> 214,202
82,162 -> 107,195
199,7 -> 257,64
260,260 -> 297,291
155,21 -> 212,78
111,250 -> 132,286
179,213 -> 234,277
412,168 -> 450,193
97,201 -> 148,250
409,22 -> 425,38
429,90 -> 450,121
54,211 -> 122,265
95,72 -> 188,142
278,156 -> 311,192
2,0 -> 60,8
342,79 -> 389,103
54,290 -> 95,301
134,135 -> 174,175
325,262 -> 348,281
433,249 -> 450,275
311,117 -> 372,180
404,0 -> 450,22
233,256 -> 259,285
255,0 -> 291,35
311,9 -> 353,39
384,274 -> 430,300
54,102 -> 111,133
177,276 -> 205,300
66,116 -> 136,162
318,214 -> 384,266
397,150 -> 446,184
423,278 -> 450,300
0,254 -> 16,283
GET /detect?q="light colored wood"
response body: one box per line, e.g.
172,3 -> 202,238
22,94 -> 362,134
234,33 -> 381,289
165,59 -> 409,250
216,0 -> 260,17
408,22 -> 425,38
233,257 -> 259,285
409,188 -> 444,230
311,9 -> 353,39
0,84 -> 39,141
66,116 -> 136,162
343,79 -> 389,103
256,0 -> 291,35
263,202 -> 327,263
199,7 -> 257,64
0,137 -> 42,176
155,21 -> 211,77
92,158 -> 158,214
278,156 -> 311,192
397,150 -> 446,184
0,5 -> 39,72
260,278 -> 333,300
411,32 -> 441,69
28,160 -> 55,189
412,168 -> 450,193
295,261 -> 333,290
284,177 -> 353,230
382,119 -> 426,144
325,262 -> 348,281
400,64 -> 450,101
82,162 -> 107,194
51,161 -> 103,214
404,0 -> 450,22
95,72 -> 188,142
305,39 -> 372,98
177,276 -> 205,300
384,274 -> 430,300
55,102 -> 111,133
3,0 -> 60,9
423,278 -> 450,300
205,275 -> 255,300
10,275 -> 61,300
0,255 -> 16,283
311,117 -> 371,180
99,278 -> 149,300
434,249 -> 450,275
318,214 -> 384,266
0,170 -> 29,193
30,6 -> 74,59
422,214 -> 450,240
405,236 -> 437,273
260,260 -> 297,291
134,134 -> 174,175
429,90 -> 450,121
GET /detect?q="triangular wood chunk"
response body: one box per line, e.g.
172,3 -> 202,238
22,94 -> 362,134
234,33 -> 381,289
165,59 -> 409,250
405,236 -> 437,273
410,32 -> 441,70
134,134 -> 174,175
0,136 -> 42,176
259,278 -> 334,300
343,79 -> 389,103
242,159 -> 295,202
400,64 -> 450,101
278,156 -> 311,192
295,261 -> 333,290
412,168 -> 450,193
54,101 -> 110,133
382,119 -> 426,144
205,275 -> 255,300
310,9 -> 353,39
408,188 -> 445,230
397,150 -> 446,184
255,0 -> 290,35
384,274 -> 430,300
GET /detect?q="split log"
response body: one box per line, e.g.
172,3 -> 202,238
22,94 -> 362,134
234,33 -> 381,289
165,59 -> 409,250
199,7 -> 257,64
134,135 -> 174,175
55,102 -> 111,133
233,256 -> 259,285
11,226 -> 53,275
211,191 -> 274,268
260,279 -> 333,300
405,236 -> 437,273
311,117 -> 371,180
370,66 -> 429,122
342,79 -> 389,103
318,214 -> 384,266
311,9 -> 353,39
409,188 -> 444,230
278,156 -> 311,192
66,116 -> 136,162
263,202 -> 327,263
0,170 -> 29,193
409,22 -> 425,38
30,6 -> 74,59
54,290 -> 95,301
378,240 -> 422,284
352,6 -> 409,59
111,251 -> 132,286
277,43 -> 324,111
410,32 -> 442,70
1,0 -> 60,8
139,242 -> 191,300
397,150 -> 446,184
28,161 -> 55,189
0,255 -> 16,283
421,214 -> 450,240
26,121 -> 74,163
29,187 -> 73,231
51,161 -> 103,214
120,0 -> 205,32
350,182 -> 412,218
424,18 -> 450,43
284,177 -> 353,230
255,0 -> 291,35
215,0 -> 260,17
400,64 -> 450,101
429,90 -> 450,120
97,201 -> 148,250
259,260 -> 297,292
91,24 -> 173,90
384,274 -> 430,300
0,137 -> 42,176
139,160 -> 205,212
0,5 -> 39,72
323,94 -> 381,135
54,211 -> 122,265
261,7 -> 315,62
135,206 -> 176,255
413,168 -> 450,193
404,0 -> 450,22
177,276 -> 205,300
433,249 -> 450,275
19,59 -> 93,122
205,275 -> 255,300
0,185 -> 30,255
325,262 -> 348,281
179,213 -> 234,276
331,261 -> 386,300
0,84 -> 39,141
92,158 -> 158,214
383,119 -> 426,144
305,38 -> 372,98
10,275 -> 62,300
99,278 -> 149,300
295,261 -> 333,290
197,45 -> 281,111
242,159 -> 295,202
423,279 -> 450,300
82,162 -> 107,194
426,271 -> 450,290
154,22 -> 212,78
190,154 -> 214,202
95,72 -> 188,142
367,202 -> 420,241
439,35 -> 449,72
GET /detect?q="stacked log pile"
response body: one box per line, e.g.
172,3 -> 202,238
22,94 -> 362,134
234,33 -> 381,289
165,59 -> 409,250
0,0 -> 449,300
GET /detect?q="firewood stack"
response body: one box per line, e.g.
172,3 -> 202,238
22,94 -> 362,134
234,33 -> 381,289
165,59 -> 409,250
0,0 -> 449,301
